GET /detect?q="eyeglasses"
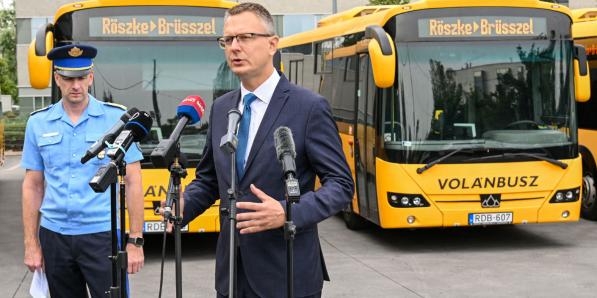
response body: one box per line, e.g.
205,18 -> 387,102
217,33 -> 273,49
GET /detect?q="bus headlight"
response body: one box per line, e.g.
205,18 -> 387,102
387,192 -> 430,208
401,197 -> 410,206
550,187 -> 580,203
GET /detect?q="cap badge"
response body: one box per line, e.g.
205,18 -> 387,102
68,47 -> 83,57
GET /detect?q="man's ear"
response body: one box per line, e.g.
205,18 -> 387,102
269,35 -> 279,56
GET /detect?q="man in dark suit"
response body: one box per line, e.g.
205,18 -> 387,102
179,3 -> 354,297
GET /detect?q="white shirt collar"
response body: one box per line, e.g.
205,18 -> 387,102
240,70 -> 281,105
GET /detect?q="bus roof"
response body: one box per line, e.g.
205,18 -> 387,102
280,0 -> 572,48
54,0 -> 237,23
572,8 -> 597,39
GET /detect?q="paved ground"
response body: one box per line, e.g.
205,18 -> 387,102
3,154 -> 597,297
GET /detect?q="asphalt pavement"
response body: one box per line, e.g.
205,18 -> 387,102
2,153 -> 597,297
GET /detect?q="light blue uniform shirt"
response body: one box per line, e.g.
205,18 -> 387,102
21,95 -> 143,235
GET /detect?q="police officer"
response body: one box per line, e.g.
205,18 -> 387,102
21,44 -> 145,297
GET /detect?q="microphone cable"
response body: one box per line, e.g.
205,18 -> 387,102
158,219 -> 169,298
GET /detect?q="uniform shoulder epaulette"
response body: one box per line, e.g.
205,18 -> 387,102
103,102 -> 127,111
30,104 -> 53,116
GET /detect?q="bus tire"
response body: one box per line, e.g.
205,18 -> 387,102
581,170 -> 597,220
342,204 -> 367,230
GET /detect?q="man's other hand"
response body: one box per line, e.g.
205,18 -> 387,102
236,184 -> 285,234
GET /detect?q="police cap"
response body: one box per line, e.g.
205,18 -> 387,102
47,44 -> 97,78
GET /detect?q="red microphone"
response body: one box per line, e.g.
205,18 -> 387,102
150,95 -> 206,168
177,95 -> 206,124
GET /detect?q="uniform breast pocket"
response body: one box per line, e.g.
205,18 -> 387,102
85,133 -> 109,166
37,134 -> 64,169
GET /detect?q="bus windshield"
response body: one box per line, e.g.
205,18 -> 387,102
89,41 -> 239,167
386,40 -> 576,163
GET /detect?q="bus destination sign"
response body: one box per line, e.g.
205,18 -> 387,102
89,15 -> 224,38
418,16 -> 547,38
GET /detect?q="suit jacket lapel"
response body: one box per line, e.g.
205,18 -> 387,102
242,77 -> 291,179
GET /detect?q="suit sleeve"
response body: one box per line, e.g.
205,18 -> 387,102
292,96 -> 355,229
181,105 -> 219,227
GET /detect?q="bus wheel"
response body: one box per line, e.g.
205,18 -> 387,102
581,172 -> 597,220
342,204 -> 367,230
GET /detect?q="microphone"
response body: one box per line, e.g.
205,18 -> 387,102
89,111 -> 153,193
150,95 -> 206,168
274,126 -> 300,201
107,110 -> 153,163
81,107 -> 139,164
219,109 -> 241,154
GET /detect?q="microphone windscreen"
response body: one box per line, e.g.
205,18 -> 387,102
274,126 -> 296,160
177,95 -> 206,125
120,107 -> 140,122
124,111 -> 153,141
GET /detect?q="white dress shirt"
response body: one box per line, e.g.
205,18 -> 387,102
238,70 -> 281,163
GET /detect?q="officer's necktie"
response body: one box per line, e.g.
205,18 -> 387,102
236,93 -> 258,180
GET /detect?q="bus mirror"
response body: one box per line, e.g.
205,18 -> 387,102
573,44 -> 591,102
35,23 -> 54,56
28,32 -> 53,89
365,25 -> 395,88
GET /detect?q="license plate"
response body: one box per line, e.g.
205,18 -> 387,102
468,212 -> 513,225
143,221 -> 189,233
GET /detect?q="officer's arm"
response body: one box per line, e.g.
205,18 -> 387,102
22,169 -> 45,271
22,170 -> 44,243
124,161 -> 143,237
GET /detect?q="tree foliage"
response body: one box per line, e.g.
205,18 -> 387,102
0,3 -> 17,102
369,0 -> 410,5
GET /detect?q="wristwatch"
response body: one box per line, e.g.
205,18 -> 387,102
127,236 -> 144,247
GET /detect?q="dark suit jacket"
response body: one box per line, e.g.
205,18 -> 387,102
183,74 -> 354,297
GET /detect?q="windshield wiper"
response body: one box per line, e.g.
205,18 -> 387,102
466,152 -> 567,169
417,148 -> 471,174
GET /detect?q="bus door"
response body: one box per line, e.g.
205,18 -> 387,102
354,54 -> 379,224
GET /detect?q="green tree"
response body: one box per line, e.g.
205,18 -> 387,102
0,3 -> 17,103
369,0 -> 410,5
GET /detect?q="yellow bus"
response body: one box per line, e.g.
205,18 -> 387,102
573,8 -> 597,219
280,0 -> 591,229
27,0 -> 240,233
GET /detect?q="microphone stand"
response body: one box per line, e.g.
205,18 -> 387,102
107,159 -> 128,298
226,151 -> 239,298
220,122 -> 240,298
284,177 -> 300,298
164,145 -> 187,298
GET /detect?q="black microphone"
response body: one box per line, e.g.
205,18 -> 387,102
220,109 -> 242,154
89,111 -> 153,193
151,95 -> 206,168
106,111 -> 153,163
274,126 -> 300,201
81,107 -> 139,164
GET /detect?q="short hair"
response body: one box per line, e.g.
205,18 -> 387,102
225,2 -> 275,35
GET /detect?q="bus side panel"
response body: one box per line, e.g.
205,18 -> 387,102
579,129 -> 597,169
339,130 -> 358,214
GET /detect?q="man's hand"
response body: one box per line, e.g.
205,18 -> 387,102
126,243 -> 144,274
159,191 -> 184,233
236,184 -> 285,234
24,241 -> 44,272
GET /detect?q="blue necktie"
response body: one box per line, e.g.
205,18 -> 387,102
236,93 -> 258,180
